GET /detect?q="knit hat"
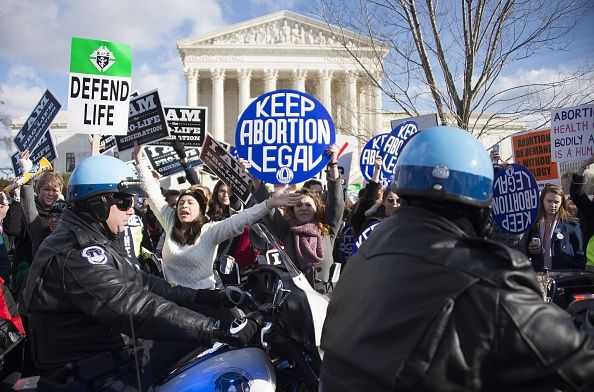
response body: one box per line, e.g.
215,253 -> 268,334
177,189 -> 207,215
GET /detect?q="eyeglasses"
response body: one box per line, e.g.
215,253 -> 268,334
111,194 -> 134,211
387,197 -> 400,204
48,213 -> 61,220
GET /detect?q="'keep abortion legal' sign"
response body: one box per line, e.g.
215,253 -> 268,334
235,89 -> 335,184
67,37 -> 132,135
491,164 -> 539,234
352,221 -> 380,255
14,90 -> 61,152
360,134 -> 389,187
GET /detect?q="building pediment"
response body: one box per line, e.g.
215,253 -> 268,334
177,10 -> 385,51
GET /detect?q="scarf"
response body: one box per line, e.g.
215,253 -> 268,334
288,219 -> 324,269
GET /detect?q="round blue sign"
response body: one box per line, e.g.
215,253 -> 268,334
491,163 -> 539,234
338,224 -> 354,262
235,89 -> 335,184
359,134 -> 389,188
352,221 -> 380,255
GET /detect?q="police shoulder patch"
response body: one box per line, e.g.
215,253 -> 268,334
81,245 -> 108,265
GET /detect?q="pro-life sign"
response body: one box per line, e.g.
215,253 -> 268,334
149,106 -> 207,148
14,90 -> 61,152
11,131 -> 58,176
235,89 -> 335,184
143,145 -> 202,177
116,90 -> 170,152
201,134 -> 252,204
491,164 -> 539,235
67,37 -> 132,135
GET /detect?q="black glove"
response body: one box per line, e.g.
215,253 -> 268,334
172,139 -> 187,160
215,315 -> 259,346
194,289 -> 235,308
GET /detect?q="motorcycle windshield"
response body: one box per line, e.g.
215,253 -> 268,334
251,223 -> 301,278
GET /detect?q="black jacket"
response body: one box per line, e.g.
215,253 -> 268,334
320,207 -> 594,392
21,209 -> 219,371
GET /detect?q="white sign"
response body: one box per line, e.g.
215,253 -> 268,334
551,104 -> 594,163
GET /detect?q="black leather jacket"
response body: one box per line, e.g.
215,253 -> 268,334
321,207 -> 594,392
22,209 -> 219,371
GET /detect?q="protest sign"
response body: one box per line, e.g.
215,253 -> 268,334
149,106 -> 207,148
338,224 -> 355,263
11,131 -> 58,176
511,129 -> 560,188
551,104 -> 594,163
67,37 -> 132,135
352,221 -> 380,255
360,133 -> 389,187
346,184 -> 362,204
143,145 -> 202,177
115,90 -> 170,152
14,90 -> 61,152
99,135 -> 116,153
235,89 -> 335,184
390,113 -> 438,132
491,164 -> 539,235
378,121 -> 420,185
201,134 -> 252,204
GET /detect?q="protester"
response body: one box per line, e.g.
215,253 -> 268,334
21,155 -> 261,389
524,184 -> 586,271
12,170 -> 63,273
320,126 -> 594,391
252,144 -> 344,291
0,192 -> 11,285
570,155 -> 594,268
134,144 -> 301,290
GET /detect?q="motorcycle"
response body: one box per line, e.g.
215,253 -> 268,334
154,222 -> 329,391
537,269 -> 594,332
7,223 -> 329,391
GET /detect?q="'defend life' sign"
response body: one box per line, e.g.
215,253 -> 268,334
235,89 -> 335,184
67,37 -> 132,135
491,163 -> 539,235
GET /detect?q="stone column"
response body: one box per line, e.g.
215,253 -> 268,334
184,68 -> 198,106
263,68 -> 278,92
319,69 -> 333,114
345,70 -> 358,133
210,68 -> 226,142
237,68 -> 252,114
291,69 -> 307,92
371,71 -> 383,134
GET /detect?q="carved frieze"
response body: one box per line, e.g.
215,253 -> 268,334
202,18 -> 337,46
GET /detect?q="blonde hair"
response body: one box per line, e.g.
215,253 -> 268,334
35,172 -> 63,193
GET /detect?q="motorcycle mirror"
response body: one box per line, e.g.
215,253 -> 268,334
219,255 -> 241,285
249,224 -> 270,252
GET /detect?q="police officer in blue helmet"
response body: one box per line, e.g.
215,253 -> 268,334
22,155 -> 257,390
320,126 -> 594,391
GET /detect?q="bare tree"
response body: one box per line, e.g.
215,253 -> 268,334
315,0 -> 594,136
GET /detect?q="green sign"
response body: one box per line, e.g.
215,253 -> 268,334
67,37 -> 132,136
70,37 -> 131,76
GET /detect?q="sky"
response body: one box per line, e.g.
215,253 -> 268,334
0,0 -> 593,169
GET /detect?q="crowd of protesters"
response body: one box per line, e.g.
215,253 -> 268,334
0,145 -> 593,305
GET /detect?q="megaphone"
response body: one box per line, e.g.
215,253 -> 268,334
4,157 -> 54,192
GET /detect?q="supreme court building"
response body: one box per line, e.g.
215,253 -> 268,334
176,10 -> 388,145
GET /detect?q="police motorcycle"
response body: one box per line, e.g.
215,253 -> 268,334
154,222 -> 329,391
537,268 -> 594,332
5,223 -> 329,391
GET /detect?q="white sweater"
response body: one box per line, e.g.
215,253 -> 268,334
137,164 -> 269,289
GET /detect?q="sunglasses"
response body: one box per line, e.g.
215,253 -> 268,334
387,197 -> 400,204
111,194 -> 134,211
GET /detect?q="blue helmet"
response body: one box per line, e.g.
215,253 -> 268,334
392,126 -> 493,208
67,155 -> 146,202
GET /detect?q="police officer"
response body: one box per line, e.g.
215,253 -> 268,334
320,126 -> 594,391
21,155 -> 258,390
